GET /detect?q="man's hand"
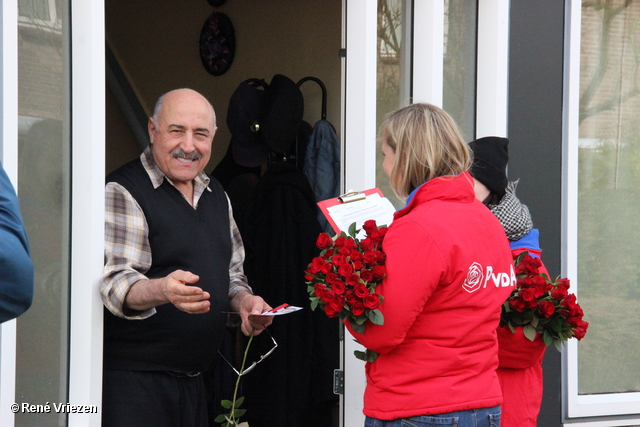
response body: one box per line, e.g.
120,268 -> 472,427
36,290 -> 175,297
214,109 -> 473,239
160,270 -> 211,314
231,290 -> 273,336
124,270 -> 210,314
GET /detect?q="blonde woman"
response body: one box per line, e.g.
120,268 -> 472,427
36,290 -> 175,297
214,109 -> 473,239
346,103 -> 513,427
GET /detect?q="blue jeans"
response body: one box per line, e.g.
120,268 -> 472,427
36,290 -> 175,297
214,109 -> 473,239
364,406 -> 501,427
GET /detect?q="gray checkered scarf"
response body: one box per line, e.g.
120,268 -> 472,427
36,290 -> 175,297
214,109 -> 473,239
487,180 -> 533,241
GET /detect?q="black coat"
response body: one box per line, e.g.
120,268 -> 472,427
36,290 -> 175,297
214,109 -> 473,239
241,161 -> 339,427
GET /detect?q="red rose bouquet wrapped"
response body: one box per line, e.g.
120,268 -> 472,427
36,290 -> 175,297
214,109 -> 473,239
501,252 -> 589,350
305,220 -> 387,360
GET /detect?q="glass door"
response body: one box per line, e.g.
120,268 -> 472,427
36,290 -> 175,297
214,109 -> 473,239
0,1 -> 105,426
566,0 -> 640,421
15,0 -> 71,424
343,1 -> 481,426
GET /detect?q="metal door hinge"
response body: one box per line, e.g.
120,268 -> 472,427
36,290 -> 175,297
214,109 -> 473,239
333,369 -> 344,395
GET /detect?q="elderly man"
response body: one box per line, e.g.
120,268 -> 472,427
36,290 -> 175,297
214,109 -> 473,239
100,88 -> 272,426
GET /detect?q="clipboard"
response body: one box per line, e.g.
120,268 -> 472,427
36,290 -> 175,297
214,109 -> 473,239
317,188 -> 396,235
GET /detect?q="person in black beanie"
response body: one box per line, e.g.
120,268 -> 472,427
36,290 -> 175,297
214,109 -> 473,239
469,136 -> 509,205
469,136 -> 547,427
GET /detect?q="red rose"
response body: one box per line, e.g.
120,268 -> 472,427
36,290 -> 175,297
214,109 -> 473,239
310,257 -> 325,273
556,278 -> 570,290
319,288 -> 333,303
329,294 -> 345,312
566,315 -> 581,327
338,263 -> 353,277
367,229 -> 381,242
321,262 -> 334,275
351,301 -> 365,316
532,286 -> 547,299
322,249 -> 334,259
343,238 -> 358,251
362,220 -> 378,235
520,287 -> 537,302
346,274 -> 360,287
516,254 -> 542,276
363,251 -> 377,266
551,285 -> 568,300
334,236 -> 345,247
509,298 -> 526,312
360,238 -> 375,251
324,304 -> 338,318
354,283 -> 369,298
345,290 -> 357,304
378,227 -> 388,237
353,260 -> 364,271
559,294 -> 578,316
372,265 -> 386,280
537,300 -> 556,318
363,293 -> 380,310
314,284 -> 325,297
332,280 -> 346,295
325,272 -> 339,284
332,254 -> 347,266
360,269 -> 374,283
339,246 -> 351,255
573,320 -> 589,340
316,233 -> 334,250
532,275 -> 548,287
350,250 -> 363,261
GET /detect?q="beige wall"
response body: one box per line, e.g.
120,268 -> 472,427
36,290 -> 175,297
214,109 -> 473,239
105,0 -> 343,174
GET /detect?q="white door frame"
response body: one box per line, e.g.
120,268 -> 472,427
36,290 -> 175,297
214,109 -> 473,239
0,1 -> 20,423
68,0 -> 106,426
343,1 -> 377,426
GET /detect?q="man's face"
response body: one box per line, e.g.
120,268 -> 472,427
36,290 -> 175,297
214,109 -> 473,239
148,89 -> 216,185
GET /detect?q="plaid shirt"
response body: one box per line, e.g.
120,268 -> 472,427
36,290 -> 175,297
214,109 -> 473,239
100,147 -> 252,319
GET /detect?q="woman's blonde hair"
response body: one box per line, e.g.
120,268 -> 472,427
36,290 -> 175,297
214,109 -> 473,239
379,102 -> 472,200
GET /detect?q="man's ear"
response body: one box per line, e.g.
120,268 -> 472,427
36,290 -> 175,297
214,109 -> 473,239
148,118 -> 156,143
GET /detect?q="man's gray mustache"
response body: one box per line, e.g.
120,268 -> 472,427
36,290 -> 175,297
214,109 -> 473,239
171,149 -> 202,160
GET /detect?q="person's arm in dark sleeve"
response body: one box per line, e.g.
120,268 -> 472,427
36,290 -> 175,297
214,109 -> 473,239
0,162 -> 34,322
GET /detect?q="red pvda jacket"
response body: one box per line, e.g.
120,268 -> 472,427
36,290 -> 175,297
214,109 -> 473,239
346,172 -> 515,420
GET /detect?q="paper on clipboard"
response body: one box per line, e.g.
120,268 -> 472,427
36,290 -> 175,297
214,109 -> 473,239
317,188 -> 396,236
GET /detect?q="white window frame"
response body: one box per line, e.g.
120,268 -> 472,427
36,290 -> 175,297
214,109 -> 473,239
0,1 -> 20,423
475,0 -> 509,139
563,0 -> 640,423
67,0 -> 105,426
412,0 -> 444,107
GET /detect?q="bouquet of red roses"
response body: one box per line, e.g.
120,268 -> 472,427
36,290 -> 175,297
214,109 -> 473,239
501,252 -> 589,351
305,220 -> 387,358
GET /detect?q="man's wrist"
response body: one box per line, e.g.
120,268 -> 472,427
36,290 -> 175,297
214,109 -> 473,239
230,290 -> 253,311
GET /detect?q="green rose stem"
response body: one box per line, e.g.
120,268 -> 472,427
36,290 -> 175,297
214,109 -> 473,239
232,330 -> 253,420
216,329 -> 254,427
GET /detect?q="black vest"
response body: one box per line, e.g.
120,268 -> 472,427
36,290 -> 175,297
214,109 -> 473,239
103,159 -> 230,372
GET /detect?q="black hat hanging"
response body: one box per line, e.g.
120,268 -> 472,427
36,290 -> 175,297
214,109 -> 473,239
199,11 -> 235,76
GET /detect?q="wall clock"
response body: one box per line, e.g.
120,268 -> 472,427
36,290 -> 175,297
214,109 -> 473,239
199,12 -> 236,76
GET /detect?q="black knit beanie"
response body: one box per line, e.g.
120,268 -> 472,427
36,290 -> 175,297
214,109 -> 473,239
468,136 -> 509,199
